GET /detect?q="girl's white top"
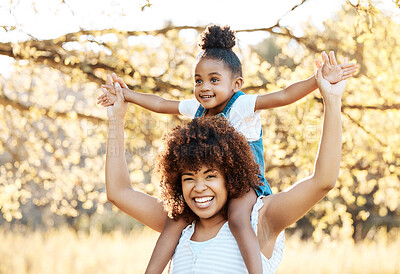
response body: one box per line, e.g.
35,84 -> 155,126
179,95 -> 262,141
170,197 -> 285,273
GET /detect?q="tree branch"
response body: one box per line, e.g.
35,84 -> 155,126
342,109 -> 387,147
0,93 -> 104,124
313,96 -> 400,111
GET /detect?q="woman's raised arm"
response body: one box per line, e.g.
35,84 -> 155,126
105,82 -> 167,232
262,64 -> 347,235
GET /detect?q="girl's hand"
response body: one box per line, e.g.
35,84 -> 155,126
97,74 -> 128,107
101,74 -> 129,95
315,51 -> 358,84
106,82 -> 128,120
316,63 -> 347,101
97,89 -> 117,107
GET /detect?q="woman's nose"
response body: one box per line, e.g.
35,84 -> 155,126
193,179 -> 207,192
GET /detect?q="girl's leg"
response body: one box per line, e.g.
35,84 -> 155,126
228,189 -> 262,274
145,216 -> 188,274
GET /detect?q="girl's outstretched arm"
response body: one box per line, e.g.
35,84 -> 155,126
254,51 -> 358,111
261,65 -> 346,235
255,74 -> 318,110
98,73 -> 180,115
105,82 -> 167,232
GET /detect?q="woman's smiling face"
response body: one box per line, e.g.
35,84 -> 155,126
181,165 -> 228,221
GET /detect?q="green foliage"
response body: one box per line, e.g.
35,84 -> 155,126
0,6 -> 399,242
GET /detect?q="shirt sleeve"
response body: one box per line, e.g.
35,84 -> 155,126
233,94 -> 260,118
178,99 -> 200,119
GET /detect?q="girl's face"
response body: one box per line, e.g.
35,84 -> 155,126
194,58 -> 241,116
181,165 -> 228,221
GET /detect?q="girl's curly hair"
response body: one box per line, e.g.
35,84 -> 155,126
157,116 -> 261,222
197,24 -> 242,77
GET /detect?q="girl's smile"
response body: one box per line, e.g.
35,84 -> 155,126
194,58 -> 241,116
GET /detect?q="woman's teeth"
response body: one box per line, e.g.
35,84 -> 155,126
194,196 -> 213,206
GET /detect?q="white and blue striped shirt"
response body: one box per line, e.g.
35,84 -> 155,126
170,197 -> 285,273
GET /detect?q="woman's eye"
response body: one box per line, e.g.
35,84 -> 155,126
207,175 -> 216,179
183,178 -> 194,182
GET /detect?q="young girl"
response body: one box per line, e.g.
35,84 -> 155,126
98,25 -> 358,273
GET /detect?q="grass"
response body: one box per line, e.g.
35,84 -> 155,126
0,228 -> 399,274
278,233 -> 400,274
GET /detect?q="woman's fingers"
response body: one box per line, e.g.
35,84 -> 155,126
101,84 -> 116,95
342,68 -> 358,77
106,74 -> 113,85
97,92 -> 106,104
340,63 -> 357,68
97,87 -> 115,106
97,86 -> 108,102
102,84 -> 114,89
346,68 -> 358,74
99,74 -> 119,107
100,99 -> 112,106
322,51 -> 329,64
340,68 -> 358,80
316,64 -> 323,80
115,82 -> 123,103
101,85 -> 113,92
342,74 -> 353,80
329,51 -> 338,65
315,59 -> 321,69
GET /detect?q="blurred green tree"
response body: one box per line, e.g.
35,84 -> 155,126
0,1 -> 399,241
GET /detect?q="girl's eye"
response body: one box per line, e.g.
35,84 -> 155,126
195,79 -> 202,84
207,175 -> 216,179
211,78 -> 219,83
183,178 -> 194,182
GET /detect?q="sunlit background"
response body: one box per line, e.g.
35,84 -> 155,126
0,0 -> 399,273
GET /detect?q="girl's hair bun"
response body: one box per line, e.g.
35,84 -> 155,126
199,25 -> 236,50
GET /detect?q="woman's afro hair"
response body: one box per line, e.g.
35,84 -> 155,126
156,116 -> 261,222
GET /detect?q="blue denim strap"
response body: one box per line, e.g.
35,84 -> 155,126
221,90 -> 245,117
194,104 -> 206,118
248,132 -> 273,196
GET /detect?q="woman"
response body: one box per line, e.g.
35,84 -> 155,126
104,63 -> 347,273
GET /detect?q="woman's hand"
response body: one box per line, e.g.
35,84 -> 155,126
262,56 -> 348,239
316,63 -> 347,102
98,89 -> 117,107
106,81 -> 128,120
98,74 -> 128,107
104,78 -> 166,232
315,51 -> 358,84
